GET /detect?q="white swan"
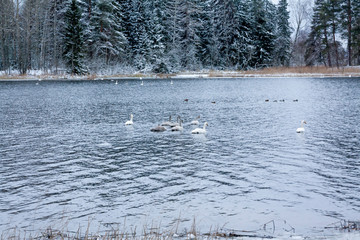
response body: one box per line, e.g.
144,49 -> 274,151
296,120 -> 307,133
141,80 -> 144,86
191,122 -> 208,134
151,125 -> 166,132
171,120 -> 183,131
161,116 -> 172,126
171,80 -> 173,85
115,80 -> 118,85
125,114 -> 133,125
190,116 -> 200,125
169,116 -> 181,127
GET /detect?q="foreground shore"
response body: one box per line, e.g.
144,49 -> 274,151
1,219 -> 359,240
1,66 -> 360,81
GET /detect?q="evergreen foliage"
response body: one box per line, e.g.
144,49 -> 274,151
352,0 -> 360,64
63,0 -> 86,74
2,0 -> 360,74
274,0 -> 292,66
249,0 -> 276,68
87,0 -> 127,66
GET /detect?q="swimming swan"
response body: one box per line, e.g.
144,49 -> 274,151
169,116 -> 181,128
296,120 -> 307,133
125,114 -> 134,125
190,116 -> 200,125
151,125 -> 166,132
161,116 -> 172,126
191,122 -> 208,134
171,120 -> 183,131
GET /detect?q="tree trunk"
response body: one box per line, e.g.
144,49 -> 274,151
324,27 -> 332,67
53,0 -> 58,74
15,0 -> 20,72
347,0 -> 352,66
332,19 -> 339,68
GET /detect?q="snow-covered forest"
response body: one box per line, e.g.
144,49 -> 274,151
0,0 -> 359,75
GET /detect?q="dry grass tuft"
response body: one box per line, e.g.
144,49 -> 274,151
245,66 -> 360,75
207,66 -> 360,78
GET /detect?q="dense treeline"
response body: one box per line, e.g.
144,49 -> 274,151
0,0 -> 292,74
0,0 -> 359,75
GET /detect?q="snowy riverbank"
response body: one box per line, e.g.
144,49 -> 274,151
1,66 -> 360,81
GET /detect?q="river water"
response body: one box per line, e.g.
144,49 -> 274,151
0,78 -> 359,238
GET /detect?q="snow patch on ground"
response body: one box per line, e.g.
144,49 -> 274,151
171,73 -> 209,78
1,69 -> 360,81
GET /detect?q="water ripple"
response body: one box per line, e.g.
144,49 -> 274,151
1,78 -> 360,238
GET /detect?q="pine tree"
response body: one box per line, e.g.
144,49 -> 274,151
274,0 -> 292,66
63,0 -> 86,74
339,0 -> 352,65
305,0 -> 327,66
328,0 -> 342,67
352,0 -> 360,64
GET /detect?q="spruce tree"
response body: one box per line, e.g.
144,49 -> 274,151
165,0 -> 183,71
274,0 -> 292,66
148,0 -> 168,73
249,0 -> 275,68
235,0 -> 254,69
88,0 -> 127,66
177,0 -> 203,69
63,0 -> 86,74
198,0 -> 219,68
213,0 -> 241,68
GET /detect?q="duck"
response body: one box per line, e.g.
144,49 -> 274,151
184,99 -> 189,102
151,125 -> 166,132
296,120 -> 307,133
171,120 -> 183,131
191,122 -> 208,134
125,114 -> 133,125
161,116 -> 172,126
190,116 -> 200,125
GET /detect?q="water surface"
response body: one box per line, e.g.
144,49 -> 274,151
0,78 -> 359,238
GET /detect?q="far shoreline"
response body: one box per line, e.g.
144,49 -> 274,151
1,66 -> 360,81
